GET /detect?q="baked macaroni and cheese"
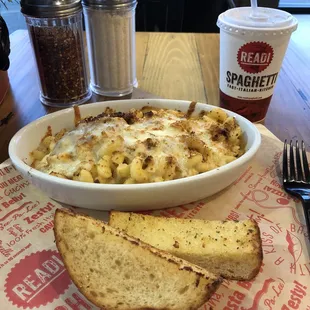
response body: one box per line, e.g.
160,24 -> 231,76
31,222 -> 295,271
31,103 -> 245,184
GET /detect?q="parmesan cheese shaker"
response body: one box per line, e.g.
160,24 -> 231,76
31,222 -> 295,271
82,0 -> 137,97
21,0 -> 91,107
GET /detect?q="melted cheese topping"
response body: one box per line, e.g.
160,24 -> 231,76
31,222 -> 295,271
32,106 -> 244,184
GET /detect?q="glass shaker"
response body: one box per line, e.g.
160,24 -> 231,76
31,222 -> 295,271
21,0 -> 92,107
82,0 -> 137,97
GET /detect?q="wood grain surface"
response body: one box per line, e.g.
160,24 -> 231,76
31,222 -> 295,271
139,33 -> 207,102
1,25 -> 310,163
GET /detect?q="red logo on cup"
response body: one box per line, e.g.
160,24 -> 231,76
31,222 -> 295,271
237,42 -> 274,74
5,250 -> 71,308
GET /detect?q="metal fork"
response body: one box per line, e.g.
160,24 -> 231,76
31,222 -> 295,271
283,140 -> 310,240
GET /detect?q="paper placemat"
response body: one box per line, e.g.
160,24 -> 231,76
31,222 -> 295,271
0,125 -> 309,310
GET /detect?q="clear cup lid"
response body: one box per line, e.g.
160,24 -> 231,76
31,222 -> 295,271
217,7 -> 298,31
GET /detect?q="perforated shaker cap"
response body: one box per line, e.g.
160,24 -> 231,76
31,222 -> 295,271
82,0 -> 136,9
217,7 -> 298,36
21,0 -> 82,18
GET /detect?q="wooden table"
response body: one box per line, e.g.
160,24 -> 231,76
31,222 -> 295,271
1,29 -> 310,163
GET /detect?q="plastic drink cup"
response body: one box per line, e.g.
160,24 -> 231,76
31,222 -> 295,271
217,7 -> 298,122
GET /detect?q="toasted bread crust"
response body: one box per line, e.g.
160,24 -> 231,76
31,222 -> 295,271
109,211 -> 263,281
54,208 -> 222,310
244,220 -> 263,280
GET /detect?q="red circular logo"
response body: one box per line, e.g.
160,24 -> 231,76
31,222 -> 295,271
5,250 -> 72,309
237,42 -> 274,74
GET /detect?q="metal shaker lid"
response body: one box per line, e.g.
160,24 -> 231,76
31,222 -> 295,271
82,0 -> 136,9
21,0 -> 82,18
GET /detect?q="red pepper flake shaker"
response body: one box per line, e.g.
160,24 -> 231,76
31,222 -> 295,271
21,0 -> 92,107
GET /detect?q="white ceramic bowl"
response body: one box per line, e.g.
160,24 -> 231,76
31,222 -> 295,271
9,99 -> 261,211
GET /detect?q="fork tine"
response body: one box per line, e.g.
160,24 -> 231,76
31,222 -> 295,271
289,140 -> 296,181
283,140 -> 288,182
302,141 -> 310,182
295,141 -> 303,181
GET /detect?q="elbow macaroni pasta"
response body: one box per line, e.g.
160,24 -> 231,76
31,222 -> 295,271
31,105 -> 245,184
